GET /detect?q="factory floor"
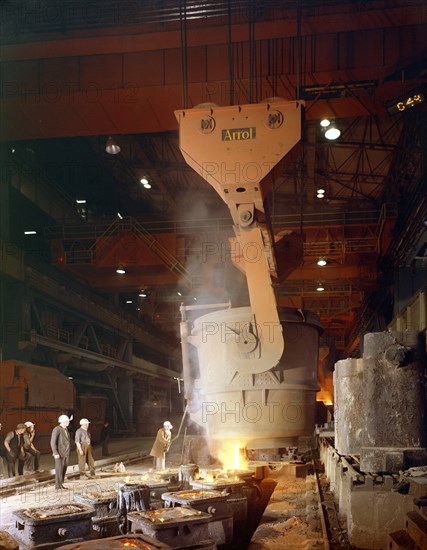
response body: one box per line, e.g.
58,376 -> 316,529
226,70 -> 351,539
0,435 -> 182,526
0,437 -> 327,549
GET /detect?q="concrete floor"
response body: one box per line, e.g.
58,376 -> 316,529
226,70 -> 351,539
0,437 -> 327,549
247,469 -> 325,549
30,435 -> 163,471
0,436 -> 183,527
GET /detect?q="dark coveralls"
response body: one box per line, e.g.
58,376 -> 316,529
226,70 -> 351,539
50,425 -> 71,489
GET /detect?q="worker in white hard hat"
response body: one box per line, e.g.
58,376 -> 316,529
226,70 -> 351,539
4,423 -> 26,477
75,418 -> 96,479
150,420 -> 173,470
50,414 -> 71,490
22,421 -> 42,473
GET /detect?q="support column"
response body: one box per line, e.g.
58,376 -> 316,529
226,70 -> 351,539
333,358 -> 364,455
0,280 -> 33,361
117,373 -> 134,429
0,147 -> 11,241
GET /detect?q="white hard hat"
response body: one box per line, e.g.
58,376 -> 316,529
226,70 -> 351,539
24,421 -> 34,427
58,414 -> 70,423
79,418 -> 90,425
163,420 -> 172,429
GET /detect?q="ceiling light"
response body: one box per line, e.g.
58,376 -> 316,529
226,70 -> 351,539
106,136 -> 121,155
126,300 -> 132,304
316,192 -> 325,199
76,199 -> 86,204
193,297 -> 197,301
316,188 -> 325,194
139,293 -> 147,297
140,177 -> 152,189
117,212 -> 123,219
116,266 -> 126,274
316,284 -> 325,292
24,230 -> 37,235
317,258 -> 327,266
324,122 -> 341,140
320,119 -> 331,128
177,292 -> 182,296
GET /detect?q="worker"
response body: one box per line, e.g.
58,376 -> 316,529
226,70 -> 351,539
51,414 -> 71,490
150,420 -> 173,470
100,420 -> 111,457
23,421 -> 42,473
4,423 -> 27,477
75,418 -> 96,479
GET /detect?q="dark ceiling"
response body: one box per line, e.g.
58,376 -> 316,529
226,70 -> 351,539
1,0 -> 426,359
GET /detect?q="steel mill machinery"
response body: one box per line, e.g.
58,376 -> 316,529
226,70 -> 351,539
0,360 -> 75,451
176,100 -> 322,456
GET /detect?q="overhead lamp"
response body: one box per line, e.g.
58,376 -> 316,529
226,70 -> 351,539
316,283 -> 325,292
317,258 -> 327,266
177,292 -> 182,296
76,199 -> 86,204
320,119 -> 331,128
24,230 -> 37,235
116,266 -> 126,274
126,300 -> 132,304
324,122 -> 341,140
139,292 -> 147,297
140,177 -> 152,189
106,136 -> 121,155
316,187 -> 325,199
117,212 -> 123,219
320,118 -> 341,140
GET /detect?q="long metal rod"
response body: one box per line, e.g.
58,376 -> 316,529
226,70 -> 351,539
179,308 -> 193,402
180,301 -> 231,312
30,332 -> 178,379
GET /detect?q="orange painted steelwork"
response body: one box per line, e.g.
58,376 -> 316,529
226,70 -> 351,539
0,360 -> 75,451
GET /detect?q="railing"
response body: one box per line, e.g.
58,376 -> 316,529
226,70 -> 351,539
388,285 -> 427,332
0,239 -> 179,364
51,216 -> 198,288
79,335 -> 89,350
42,324 -> 118,358
131,217 -> 195,287
88,217 -> 123,261
101,342 -> 117,358
44,208 -> 389,241
271,208 -> 385,229
65,250 -> 94,264
44,324 -> 70,344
